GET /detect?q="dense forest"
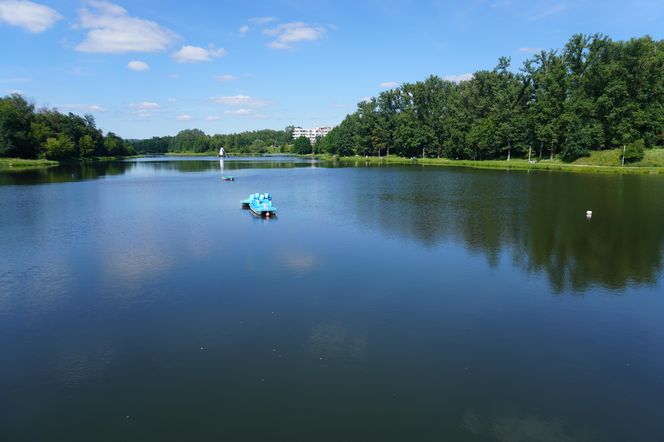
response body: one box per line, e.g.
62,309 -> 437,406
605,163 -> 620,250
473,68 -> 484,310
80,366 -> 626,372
0,94 -> 294,160
319,34 -> 664,162
0,94 -> 134,160
130,127 -> 294,154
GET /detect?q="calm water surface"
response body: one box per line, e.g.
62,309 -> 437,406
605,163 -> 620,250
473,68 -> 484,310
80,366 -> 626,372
1,157 -> 664,441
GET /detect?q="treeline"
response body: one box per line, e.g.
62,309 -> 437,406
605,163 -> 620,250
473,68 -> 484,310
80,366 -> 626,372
319,34 -> 664,162
130,127 -> 294,154
0,94 -> 134,160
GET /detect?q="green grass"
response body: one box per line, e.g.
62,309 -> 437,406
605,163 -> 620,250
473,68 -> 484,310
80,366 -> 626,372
572,149 -> 622,166
316,151 -> 664,175
0,155 -> 142,171
0,158 -> 59,170
80,155 -> 142,162
637,148 -> 664,167
572,148 -> 664,168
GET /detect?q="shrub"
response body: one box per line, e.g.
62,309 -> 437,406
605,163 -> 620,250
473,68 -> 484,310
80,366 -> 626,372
623,140 -> 645,163
293,136 -> 312,154
43,134 -> 76,160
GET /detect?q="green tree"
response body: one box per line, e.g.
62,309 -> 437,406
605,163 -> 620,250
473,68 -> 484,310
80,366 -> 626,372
0,94 -> 36,158
79,134 -> 95,158
104,132 -> 127,156
169,129 -> 210,152
394,108 -> 430,158
43,134 -> 76,160
318,34 -> 664,160
622,139 -> 645,163
293,136 -> 312,154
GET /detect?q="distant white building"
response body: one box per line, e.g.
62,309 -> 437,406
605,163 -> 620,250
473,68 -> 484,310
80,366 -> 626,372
292,126 -> 332,145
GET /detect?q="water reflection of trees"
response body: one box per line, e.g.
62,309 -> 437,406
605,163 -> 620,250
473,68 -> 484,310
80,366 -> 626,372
0,157 -> 317,185
521,173 -> 664,292
0,161 -> 130,185
143,159 -> 300,172
352,168 -> 664,292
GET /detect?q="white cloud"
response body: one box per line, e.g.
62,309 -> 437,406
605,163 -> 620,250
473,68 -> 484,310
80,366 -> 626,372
215,74 -> 237,82
0,0 -> 61,33
127,60 -> 149,71
210,94 -> 269,107
444,73 -> 473,83
75,1 -> 178,53
168,73 -> 180,79
206,115 -> 221,121
224,108 -> 253,116
59,104 -> 106,113
128,102 -> 162,118
171,45 -> 226,63
167,97 -> 177,102
131,110 -> 153,118
176,114 -> 191,121
59,104 -> 106,114
518,47 -> 543,54
379,81 -> 398,88
263,22 -> 325,49
238,24 -> 249,34
129,101 -> 160,110
249,16 -> 277,25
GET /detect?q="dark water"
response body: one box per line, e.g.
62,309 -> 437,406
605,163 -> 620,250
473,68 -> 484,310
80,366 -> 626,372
1,157 -> 663,441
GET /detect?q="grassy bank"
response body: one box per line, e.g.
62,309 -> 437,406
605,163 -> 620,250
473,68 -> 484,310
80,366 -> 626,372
0,158 -> 59,170
572,148 -> 664,168
0,155 -> 143,171
313,149 -> 664,175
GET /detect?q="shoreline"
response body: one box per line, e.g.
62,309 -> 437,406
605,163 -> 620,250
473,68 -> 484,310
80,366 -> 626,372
0,158 -> 59,170
164,152 -> 285,157
5,152 -> 664,176
0,156 -> 141,171
311,154 -> 664,175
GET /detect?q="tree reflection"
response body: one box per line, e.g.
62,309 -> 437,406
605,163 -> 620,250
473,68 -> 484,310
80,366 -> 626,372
0,161 -> 131,185
0,156 -> 317,185
351,168 -> 664,292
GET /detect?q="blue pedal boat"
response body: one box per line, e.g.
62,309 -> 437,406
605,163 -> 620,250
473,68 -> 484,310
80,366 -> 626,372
241,193 -> 277,217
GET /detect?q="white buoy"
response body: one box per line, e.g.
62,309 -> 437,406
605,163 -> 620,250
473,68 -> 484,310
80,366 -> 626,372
586,210 -> 593,218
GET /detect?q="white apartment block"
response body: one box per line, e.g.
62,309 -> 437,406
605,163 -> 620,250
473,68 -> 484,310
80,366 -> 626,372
292,126 -> 332,144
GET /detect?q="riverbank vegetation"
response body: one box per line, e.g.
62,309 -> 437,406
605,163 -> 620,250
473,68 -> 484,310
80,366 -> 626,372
129,128 -> 294,155
322,151 -> 664,174
318,34 -> 664,164
0,94 -> 136,162
0,157 -> 59,170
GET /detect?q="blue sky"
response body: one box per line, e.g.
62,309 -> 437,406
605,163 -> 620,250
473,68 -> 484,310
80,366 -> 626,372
1,0 -> 663,139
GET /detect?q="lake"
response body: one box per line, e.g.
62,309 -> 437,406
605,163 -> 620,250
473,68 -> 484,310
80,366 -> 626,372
1,156 -> 663,441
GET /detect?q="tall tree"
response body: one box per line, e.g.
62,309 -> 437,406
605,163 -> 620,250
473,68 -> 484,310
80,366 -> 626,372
293,136 -> 312,154
0,94 -> 36,158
